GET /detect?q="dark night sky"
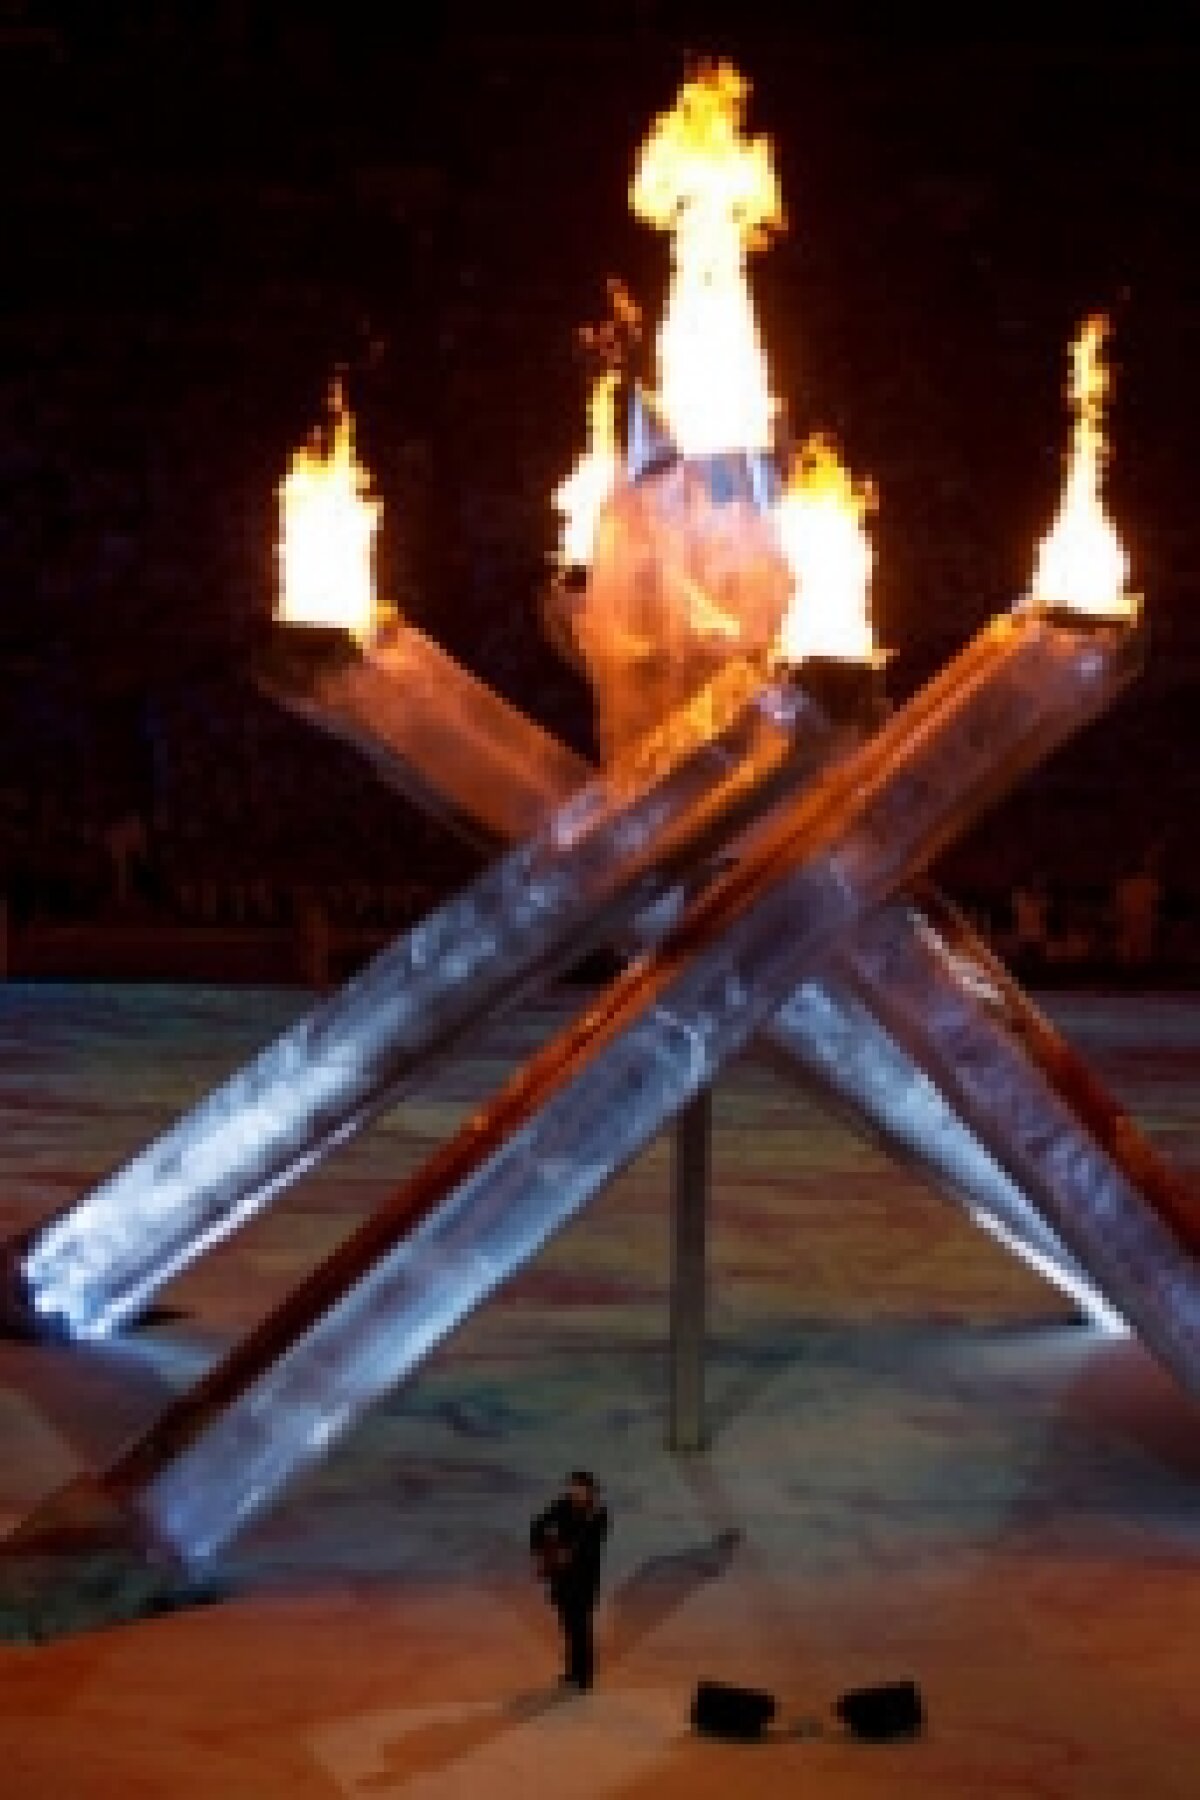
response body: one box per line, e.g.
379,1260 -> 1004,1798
1,4 -> 1198,887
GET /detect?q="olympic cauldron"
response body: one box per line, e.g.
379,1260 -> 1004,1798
4,392 -> 1196,1643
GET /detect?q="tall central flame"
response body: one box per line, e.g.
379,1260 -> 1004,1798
277,380 -> 383,643
773,435 -> 876,663
631,61 -> 781,457
550,59 -> 878,712
1030,315 -> 1132,616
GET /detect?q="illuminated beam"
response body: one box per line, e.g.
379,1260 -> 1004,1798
257,621 -> 586,850
765,974 -> 1127,1334
4,602 -> 1143,1599
837,884 -> 1200,1352
267,618 -> 1118,1322
5,656 -> 856,1341
2,610 -> 1118,1342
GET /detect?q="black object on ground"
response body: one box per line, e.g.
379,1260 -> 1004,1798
690,1679 -> 778,1741
834,1679 -> 925,1741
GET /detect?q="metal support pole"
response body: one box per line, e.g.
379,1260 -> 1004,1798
669,1086 -> 711,1453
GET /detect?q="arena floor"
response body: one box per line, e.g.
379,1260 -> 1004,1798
1,983 -> 1198,1797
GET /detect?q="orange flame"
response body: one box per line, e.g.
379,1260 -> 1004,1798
1030,315 -> 1132,616
773,436 -> 876,663
631,62 -> 781,456
277,380 -> 383,642
553,369 -> 621,570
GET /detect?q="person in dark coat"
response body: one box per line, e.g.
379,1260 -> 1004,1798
530,1470 -> 610,1690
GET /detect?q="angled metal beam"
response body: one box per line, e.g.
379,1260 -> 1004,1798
2,603 -> 1143,1614
5,656 -> 853,1340
265,620 -> 1119,1322
3,610 -> 1122,1342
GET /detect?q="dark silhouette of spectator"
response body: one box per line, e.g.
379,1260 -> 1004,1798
102,811 -> 149,913
530,1470 -> 610,1691
1012,878 -> 1048,965
1115,855 -> 1161,969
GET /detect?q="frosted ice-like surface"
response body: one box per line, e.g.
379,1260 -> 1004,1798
140,614 -> 1144,1559
24,659 -> 818,1338
768,977 -> 1122,1330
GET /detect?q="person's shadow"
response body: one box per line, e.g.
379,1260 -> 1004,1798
357,1687 -> 577,1791
607,1527 -> 741,1661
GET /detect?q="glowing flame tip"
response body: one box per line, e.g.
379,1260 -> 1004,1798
277,382 -> 383,643
773,435 -> 877,666
1030,313 -> 1132,618
632,61 -> 782,457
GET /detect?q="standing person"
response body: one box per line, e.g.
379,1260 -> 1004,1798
530,1470 -> 610,1691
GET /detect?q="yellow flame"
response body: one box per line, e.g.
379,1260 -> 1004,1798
631,62 -> 781,456
277,380 -> 383,642
553,370 -> 621,569
773,436 -> 876,663
1030,315 -> 1132,616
